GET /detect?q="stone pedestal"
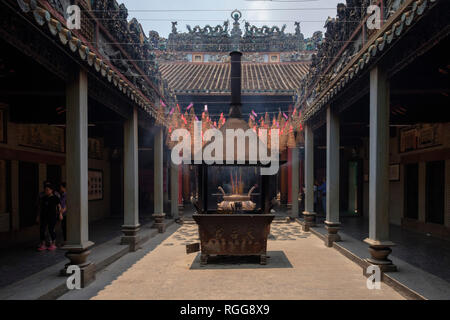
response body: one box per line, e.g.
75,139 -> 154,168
200,253 -> 209,265
324,221 -> 341,247
364,239 -> 397,272
152,213 -> 166,233
121,224 -> 141,251
302,211 -> 316,231
177,204 -> 184,224
61,242 -> 96,288
260,254 -> 267,265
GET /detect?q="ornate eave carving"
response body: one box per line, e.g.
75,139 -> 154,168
12,0 -> 177,126
297,0 -> 443,123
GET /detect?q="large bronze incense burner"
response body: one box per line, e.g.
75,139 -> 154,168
193,214 -> 275,265
192,50 -> 277,265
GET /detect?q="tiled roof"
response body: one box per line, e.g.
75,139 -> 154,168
159,62 -> 310,95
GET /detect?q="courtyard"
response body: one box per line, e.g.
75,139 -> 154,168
57,221 -> 403,300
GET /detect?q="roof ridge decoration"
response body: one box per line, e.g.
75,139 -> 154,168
17,0 -> 176,127
166,10 -> 323,52
296,0 -> 440,122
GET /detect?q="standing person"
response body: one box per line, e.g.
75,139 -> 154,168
313,179 -> 319,213
59,182 -> 67,245
37,183 -> 60,251
318,178 -> 327,215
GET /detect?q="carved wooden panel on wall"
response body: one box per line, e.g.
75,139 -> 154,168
400,124 -> 443,153
18,124 -> 65,153
88,169 -> 104,201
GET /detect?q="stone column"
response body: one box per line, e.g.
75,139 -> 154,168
302,124 -> 316,231
325,105 -> 341,247
287,148 -> 293,208
170,161 -> 180,221
121,107 -> 140,251
178,165 -> 184,215
182,164 -> 190,204
153,126 -> 166,232
163,159 -> 169,208
63,69 -> 95,287
364,66 -> 396,272
290,147 -> 300,221
280,152 -> 288,208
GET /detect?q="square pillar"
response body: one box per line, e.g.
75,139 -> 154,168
280,154 -> 288,208
364,66 -> 396,272
290,147 -> 300,220
182,164 -> 191,204
170,161 -> 180,221
121,107 -> 140,251
153,126 -> 166,232
325,105 -> 341,247
63,69 -> 95,287
302,124 -> 316,231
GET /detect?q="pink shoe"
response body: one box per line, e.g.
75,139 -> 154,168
37,244 -> 47,251
47,244 -> 57,251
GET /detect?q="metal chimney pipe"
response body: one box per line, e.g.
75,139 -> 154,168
229,51 -> 242,118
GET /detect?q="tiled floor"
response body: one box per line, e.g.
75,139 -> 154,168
92,222 -> 404,300
314,215 -> 450,284
0,215 -> 153,288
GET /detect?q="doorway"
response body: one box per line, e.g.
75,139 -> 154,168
19,161 -> 38,228
348,161 -> 358,214
425,160 -> 445,224
404,163 -> 419,220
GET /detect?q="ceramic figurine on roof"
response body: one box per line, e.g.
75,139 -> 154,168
166,10 -> 320,53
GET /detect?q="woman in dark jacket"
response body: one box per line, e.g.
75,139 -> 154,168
37,183 -> 60,251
